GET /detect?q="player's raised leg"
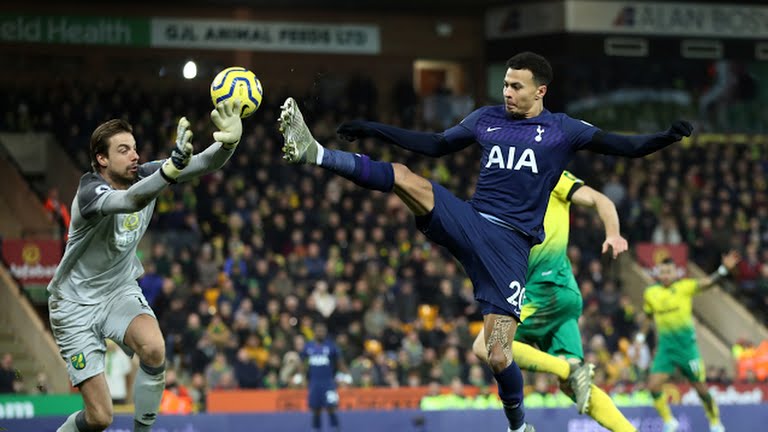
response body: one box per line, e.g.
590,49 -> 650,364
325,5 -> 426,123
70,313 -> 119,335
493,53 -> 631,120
281,98 -> 394,192
57,374 -> 113,431
280,97 -> 433,215
123,314 -> 166,431
649,372 -> 678,432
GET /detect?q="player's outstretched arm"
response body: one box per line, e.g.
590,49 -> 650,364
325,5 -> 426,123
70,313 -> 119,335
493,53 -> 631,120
175,99 -> 243,182
98,171 -> 172,215
336,120 -> 474,157
585,121 -> 693,158
697,250 -> 741,291
570,185 -> 628,259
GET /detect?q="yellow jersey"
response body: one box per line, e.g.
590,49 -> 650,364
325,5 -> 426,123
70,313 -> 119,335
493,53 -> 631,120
643,278 -> 699,349
526,170 -> 583,283
520,171 -> 583,322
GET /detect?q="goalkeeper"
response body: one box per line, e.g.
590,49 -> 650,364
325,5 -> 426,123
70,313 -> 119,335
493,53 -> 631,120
50,100 -> 242,432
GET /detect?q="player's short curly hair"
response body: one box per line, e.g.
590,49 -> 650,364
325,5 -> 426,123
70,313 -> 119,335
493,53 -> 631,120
506,52 -> 553,86
90,119 -> 133,172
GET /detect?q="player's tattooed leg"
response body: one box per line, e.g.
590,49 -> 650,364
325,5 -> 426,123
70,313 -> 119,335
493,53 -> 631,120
486,315 -> 514,368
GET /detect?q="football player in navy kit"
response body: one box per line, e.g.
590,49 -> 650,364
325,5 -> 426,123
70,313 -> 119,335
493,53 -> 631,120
279,52 -> 691,432
300,322 -> 345,432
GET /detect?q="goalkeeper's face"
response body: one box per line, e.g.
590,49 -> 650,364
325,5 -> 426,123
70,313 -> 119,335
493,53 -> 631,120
503,68 -> 547,119
104,132 -> 140,187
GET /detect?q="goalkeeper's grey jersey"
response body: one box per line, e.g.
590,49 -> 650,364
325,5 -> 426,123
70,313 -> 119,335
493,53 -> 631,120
48,163 -> 161,304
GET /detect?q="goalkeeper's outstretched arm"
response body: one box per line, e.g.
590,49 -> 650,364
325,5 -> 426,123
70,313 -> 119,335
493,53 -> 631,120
99,170 -> 171,215
176,99 -> 243,182
174,141 -> 235,182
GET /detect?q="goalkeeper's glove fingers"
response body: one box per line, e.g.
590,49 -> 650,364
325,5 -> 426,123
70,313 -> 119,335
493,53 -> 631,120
161,117 -> 194,183
665,120 -> 693,142
211,99 -> 243,150
336,120 -> 372,142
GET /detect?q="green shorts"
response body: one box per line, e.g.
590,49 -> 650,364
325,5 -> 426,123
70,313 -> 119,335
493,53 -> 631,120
651,345 -> 705,382
516,279 -> 583,360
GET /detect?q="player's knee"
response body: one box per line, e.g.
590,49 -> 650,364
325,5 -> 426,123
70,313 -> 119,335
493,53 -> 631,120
471,334 -> 487,362
137,340 -> 166,367
88,405 -> 114,430
648,381 -> 662,393
487,346 -> 510,374
695,384 -> 710,399
391,162 -> 412,182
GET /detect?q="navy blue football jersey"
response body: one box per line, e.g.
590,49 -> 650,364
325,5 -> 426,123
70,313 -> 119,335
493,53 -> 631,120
301,340 -> 338,386
447,106 -> 599,243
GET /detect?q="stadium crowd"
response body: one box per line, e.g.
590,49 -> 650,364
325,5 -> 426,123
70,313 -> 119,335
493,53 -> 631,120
0,76 -> 763,410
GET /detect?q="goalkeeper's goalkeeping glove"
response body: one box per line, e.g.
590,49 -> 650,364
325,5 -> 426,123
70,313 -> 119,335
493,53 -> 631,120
160,117 -> 194,184
211,99 -> 243,150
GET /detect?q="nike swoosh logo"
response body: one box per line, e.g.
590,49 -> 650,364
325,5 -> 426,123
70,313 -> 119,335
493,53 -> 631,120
486,126 -> 502,132
541,270 -> 553,276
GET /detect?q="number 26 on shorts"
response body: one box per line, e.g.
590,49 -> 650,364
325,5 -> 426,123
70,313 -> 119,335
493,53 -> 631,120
506,280 -> 526,308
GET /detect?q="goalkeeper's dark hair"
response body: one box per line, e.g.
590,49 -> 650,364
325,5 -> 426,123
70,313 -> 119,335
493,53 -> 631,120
90,119 -> 133,172
506,52 -> 553,86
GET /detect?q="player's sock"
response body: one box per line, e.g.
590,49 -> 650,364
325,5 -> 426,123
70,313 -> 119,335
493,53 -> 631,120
319,147 -> 394,192
57,410 -> 103,432
329,410 -> 340,431
512,341 -> 570,380
700,392 -> 721,425
312,410 -> 321,431
133,361 -> 166,431
494,361 -> 526,431
651,391 -> 673,422
56,411 -> 79,432
57,410 -> 100,432
587,385 -> 637,432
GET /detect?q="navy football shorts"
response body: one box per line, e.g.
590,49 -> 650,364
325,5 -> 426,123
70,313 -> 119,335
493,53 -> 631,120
415,181 -> 532,320
308,384 -> 339,409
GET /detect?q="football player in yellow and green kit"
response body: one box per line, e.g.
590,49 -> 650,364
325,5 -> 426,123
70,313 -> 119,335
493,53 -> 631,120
644,252 -> 740,432
473,171 -> 638,432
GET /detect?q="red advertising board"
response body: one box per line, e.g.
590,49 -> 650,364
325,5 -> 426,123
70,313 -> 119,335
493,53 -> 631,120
1,238 -> 61,285
635,243 -> 688,269
208,386 -> 483,413
207,383 -> 768,413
